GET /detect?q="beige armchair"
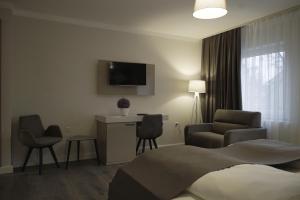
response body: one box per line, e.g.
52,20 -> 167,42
185,109 -> 267,148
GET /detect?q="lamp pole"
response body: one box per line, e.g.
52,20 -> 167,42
189,80 -> 205,124
191,92 -> 203,124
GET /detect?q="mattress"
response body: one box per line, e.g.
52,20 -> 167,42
109,139 -> 300,200
174,164 -> 300,200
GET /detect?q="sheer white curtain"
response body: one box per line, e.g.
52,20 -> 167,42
241,8 -> 300,144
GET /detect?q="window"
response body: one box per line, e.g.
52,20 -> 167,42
241,49 -> 287,122
241,8 -> 300,142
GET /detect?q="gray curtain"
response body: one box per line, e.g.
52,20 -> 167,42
201,28 -> 242,123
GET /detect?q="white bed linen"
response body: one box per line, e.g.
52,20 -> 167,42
172,193 -> 204,200
174,164 -> 300,200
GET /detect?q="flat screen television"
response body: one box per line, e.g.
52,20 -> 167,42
109,62 -> 147,86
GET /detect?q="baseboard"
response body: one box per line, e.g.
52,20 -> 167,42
0,165 -> 14,174
13,152 -> 97,168
13,143 -> 185,168
141,142 -> 184,151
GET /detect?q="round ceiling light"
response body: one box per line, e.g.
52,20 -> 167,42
193,0 -> 228,19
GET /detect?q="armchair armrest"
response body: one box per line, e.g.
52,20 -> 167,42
184,124 -> 213,145
19,129 -> 36,146
224,128 -> 267,146
45,125 -> 63,138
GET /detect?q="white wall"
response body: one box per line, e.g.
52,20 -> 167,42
0,7 -> 13,172
9,15 -> 201,167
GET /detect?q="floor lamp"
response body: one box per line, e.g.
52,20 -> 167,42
189,80 -> 206,124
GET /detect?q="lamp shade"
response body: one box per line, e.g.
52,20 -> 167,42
193,0 -> 228,19
188,80 -> 206,93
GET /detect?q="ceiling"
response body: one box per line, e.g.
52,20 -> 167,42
2,0 -> 300,40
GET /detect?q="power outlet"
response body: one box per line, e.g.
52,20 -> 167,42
175,122 -> 181,135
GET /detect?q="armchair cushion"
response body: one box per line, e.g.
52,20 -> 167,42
224,128 -> 267,146
33,137 -> 62,147
212,122 -> 248,135
214,109 -> 261,127
188,132 -> 224,148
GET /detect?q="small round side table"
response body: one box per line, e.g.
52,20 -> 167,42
65,135 -> 100,169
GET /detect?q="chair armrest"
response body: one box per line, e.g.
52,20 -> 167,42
19,130 -> 36,146
224,128 -> 267,146
184,124 -> 213,145
45,125 -> 63,138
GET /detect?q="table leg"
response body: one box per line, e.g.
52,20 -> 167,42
94,139 -> 100,165
77,140 -> 80,162
66,141 -> 72,169
22,147 -> 33,172
136,138 -> 141,155
142,139 -> 146,153
39,148 -> 43,175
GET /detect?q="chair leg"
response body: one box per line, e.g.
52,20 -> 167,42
22,147 -> 33,172
49,146 -> 60,168
93,139 -> 100,165
149,139 -> 152,150
152,139 -> 158,149
39,148 -> 43,175
142,139 -> 146,153
77,141 -> 80,162
136,138 -> 141,154
65,141 -> 72,169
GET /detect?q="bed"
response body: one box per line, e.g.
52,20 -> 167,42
174,164 -> 300,200
108,139 -> 300,200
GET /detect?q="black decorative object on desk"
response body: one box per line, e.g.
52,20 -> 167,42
117,98 -> 130,116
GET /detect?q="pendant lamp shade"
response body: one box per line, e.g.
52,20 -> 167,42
193,0 -> 228,19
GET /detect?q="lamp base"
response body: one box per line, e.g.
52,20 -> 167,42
191,92 -> 203,124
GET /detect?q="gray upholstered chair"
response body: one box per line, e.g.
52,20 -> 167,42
185,109 -> 267,148
19,115 -> 63,174
136,114 -> 163,153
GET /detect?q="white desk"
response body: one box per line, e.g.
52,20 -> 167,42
96,114 -> 168,165
96,114 -> 168,123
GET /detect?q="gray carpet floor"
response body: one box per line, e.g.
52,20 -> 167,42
0,160 -> 122,200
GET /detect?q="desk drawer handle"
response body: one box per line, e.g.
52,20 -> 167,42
125,123 -> 135,126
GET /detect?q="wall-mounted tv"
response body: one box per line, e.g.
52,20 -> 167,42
109,62 -> 147,86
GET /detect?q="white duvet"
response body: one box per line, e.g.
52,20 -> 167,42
173,164 -> 300,200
